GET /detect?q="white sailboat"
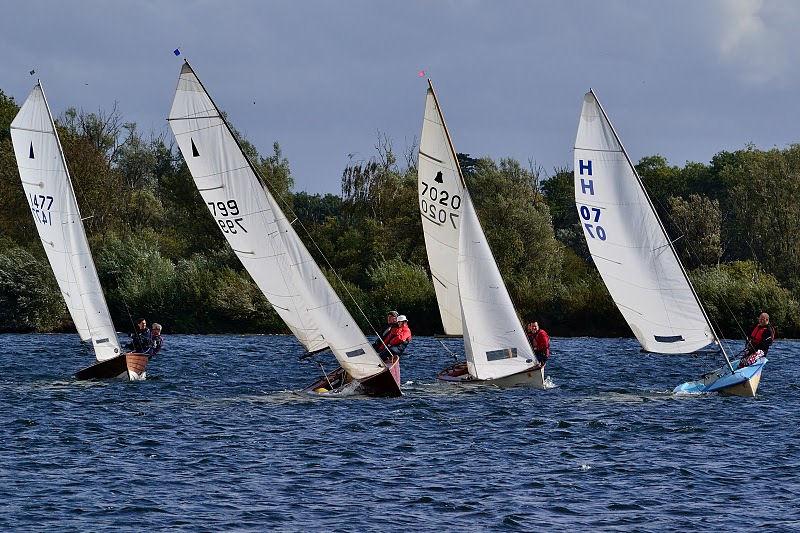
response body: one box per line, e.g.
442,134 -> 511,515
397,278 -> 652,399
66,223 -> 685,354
10,81 -> 147,380
419,80 -> 545,387
573,89 -> 766,396
168,61 -> 400,396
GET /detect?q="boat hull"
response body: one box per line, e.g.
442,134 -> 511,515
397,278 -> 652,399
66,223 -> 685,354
673,358 -> 767,397
304,355 -> 401,397
436,361 -> 546,389
74,353 -> 149,381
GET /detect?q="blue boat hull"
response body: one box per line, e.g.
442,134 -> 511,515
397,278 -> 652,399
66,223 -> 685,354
674,358 -> 767,397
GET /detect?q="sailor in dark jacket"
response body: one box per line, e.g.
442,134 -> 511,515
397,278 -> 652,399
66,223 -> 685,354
126,318 -> 152,353
148,323 -> 164,358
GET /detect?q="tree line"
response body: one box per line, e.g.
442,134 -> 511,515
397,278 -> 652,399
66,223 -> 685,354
1,88 -> 797,339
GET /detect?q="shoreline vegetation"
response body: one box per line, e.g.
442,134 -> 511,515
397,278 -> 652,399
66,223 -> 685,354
2,89 -> 798,339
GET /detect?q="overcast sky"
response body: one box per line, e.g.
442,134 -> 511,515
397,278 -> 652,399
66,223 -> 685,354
2,0 -> 799,193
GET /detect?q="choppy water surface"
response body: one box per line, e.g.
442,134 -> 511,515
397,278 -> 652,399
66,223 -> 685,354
1,334 -> 798,531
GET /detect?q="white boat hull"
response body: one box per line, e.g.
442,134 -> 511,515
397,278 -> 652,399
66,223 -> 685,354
437,362 -> 546,389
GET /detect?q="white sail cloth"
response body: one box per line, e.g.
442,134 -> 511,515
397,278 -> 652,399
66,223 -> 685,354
10,84 -> 121,361
168,63 -> 326,353
458,195 -> 536,379
573,90 -> 714,353
417,83 -> 465,335
168,62 -> 385,379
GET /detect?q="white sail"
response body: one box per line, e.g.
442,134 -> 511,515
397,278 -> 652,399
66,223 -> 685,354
573,90 -> 714,353
168,62 -> 386,380
273,205 -> 386,380
417,81 -> 465,335
458,195 -> 536,380
10,83 -> 121,361
168,62 -> 327,353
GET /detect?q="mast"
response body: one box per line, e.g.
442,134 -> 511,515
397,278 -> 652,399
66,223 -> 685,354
589,90 -> 734,372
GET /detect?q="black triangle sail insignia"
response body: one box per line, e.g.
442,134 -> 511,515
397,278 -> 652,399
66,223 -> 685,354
191,138 -> 199,157
29,142 -> 34,159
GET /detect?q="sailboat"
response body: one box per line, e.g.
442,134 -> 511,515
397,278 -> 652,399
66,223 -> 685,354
10,81 -> 147,380
167,61 -> 400,397
573,89 -> 766,397
418,80 -> 546,388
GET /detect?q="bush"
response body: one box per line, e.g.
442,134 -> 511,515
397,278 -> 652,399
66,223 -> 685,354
691,261 -> 800,339
0,243 -> 66,332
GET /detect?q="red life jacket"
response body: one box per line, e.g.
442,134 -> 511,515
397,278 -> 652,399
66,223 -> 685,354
527,329 -> 550,356
383,323 -> 411,347
749,324 -> 775,351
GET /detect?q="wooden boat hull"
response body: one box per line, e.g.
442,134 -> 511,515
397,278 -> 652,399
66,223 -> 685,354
74,352 -> 149,381
304,355 -> 401,397
673,358 -> 767,397
437,361 -> 546,389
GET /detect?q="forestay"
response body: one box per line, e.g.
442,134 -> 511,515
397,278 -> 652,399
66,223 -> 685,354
458,195 -> 536,380
168,62 -> 327,353
417,81 -> 465,335
10,83 -> 121,361
573,90 -> 714,353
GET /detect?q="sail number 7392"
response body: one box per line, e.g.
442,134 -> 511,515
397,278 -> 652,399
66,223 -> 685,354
207,200 -> 247,234
420,181 -> 461,228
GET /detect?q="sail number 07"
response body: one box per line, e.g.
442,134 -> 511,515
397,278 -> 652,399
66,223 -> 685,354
579,205 -> 606,241
207,200 -> 247,234
420,181 -> 461,228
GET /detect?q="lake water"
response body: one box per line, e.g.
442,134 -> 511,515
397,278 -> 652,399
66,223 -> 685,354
0,334 -> 798,531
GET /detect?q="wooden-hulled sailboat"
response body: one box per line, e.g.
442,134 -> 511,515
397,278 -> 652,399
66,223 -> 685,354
167,61 -> 400,397
418,80 -> 545,388
573,90 -> 765,397
10,82 -> 147,381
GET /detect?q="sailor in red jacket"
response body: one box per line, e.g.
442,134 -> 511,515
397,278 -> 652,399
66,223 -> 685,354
526,321 -> 550,367
740,312 -> 775,367
375,314 -> 412,362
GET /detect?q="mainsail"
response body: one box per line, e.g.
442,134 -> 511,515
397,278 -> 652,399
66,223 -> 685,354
573,90 -> 714,353
168,62 -> 385,379
418,81 -> 535,380
10,83 -> 121,361
417,81 -> 465,335
458,195 -> 536,380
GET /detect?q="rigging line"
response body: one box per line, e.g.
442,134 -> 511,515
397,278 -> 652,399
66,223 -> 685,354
181,62 -> 386,352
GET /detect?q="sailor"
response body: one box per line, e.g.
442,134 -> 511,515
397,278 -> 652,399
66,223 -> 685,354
375,314 -> 412,362
126,318 -> 152,354
148,323 -> 164,358
379,311 -> 399,340
526,321 -> 550,367
740,312 -> 775,367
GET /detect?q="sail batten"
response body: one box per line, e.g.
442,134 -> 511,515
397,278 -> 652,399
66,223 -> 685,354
10,83 -> 121,361
574,90 -> 715,354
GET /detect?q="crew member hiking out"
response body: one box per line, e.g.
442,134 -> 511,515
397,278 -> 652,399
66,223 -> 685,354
740,312 -> 775,367
374,314 -> 412,363
526,321 -> 550,367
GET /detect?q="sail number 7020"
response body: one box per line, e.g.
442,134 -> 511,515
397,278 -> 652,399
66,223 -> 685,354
420,181 -> 461,228
207,200 -> 247,234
